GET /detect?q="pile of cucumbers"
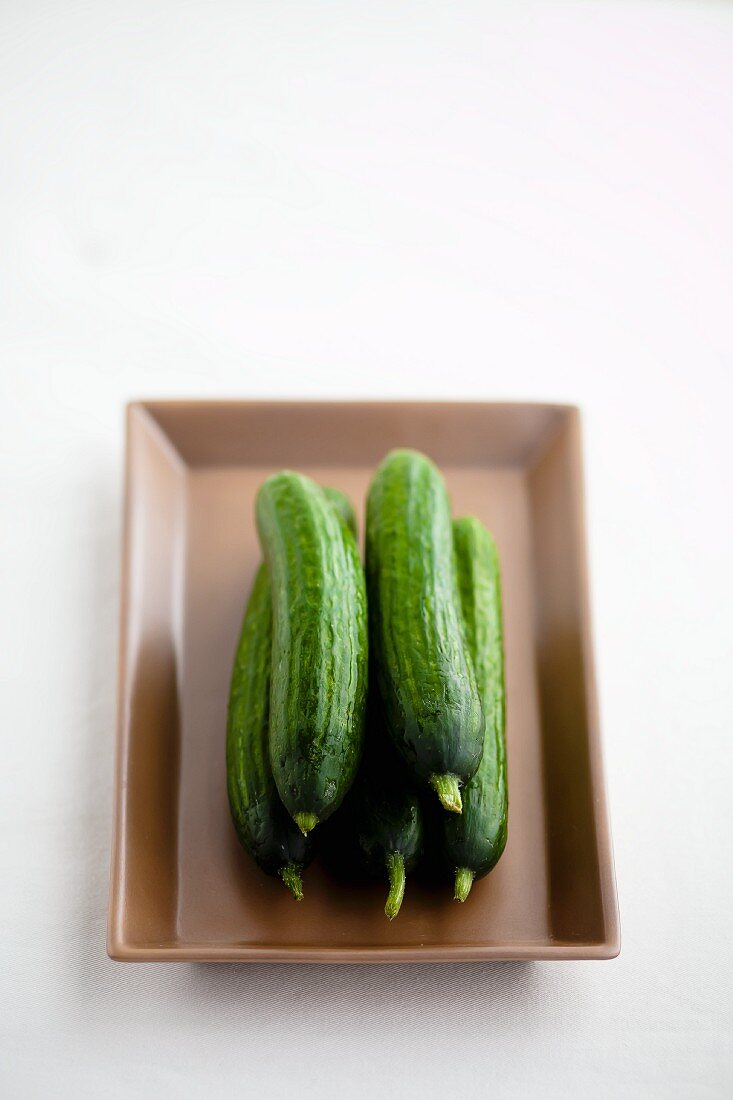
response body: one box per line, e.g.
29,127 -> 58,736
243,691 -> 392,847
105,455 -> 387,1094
226,449 -> 508,917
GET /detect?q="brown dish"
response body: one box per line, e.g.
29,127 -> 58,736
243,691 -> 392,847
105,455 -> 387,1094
108,401 -> 619,962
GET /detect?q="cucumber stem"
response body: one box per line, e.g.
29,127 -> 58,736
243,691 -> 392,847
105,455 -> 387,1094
454,867 -> 474,903
385,852 -> 406,920
279,863 -> 304,901
294,812 -> 318,836
430,773 -> 463,814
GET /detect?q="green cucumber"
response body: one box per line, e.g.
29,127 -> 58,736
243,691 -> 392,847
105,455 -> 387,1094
355,779 -> 423,919
352,702 -> 424,919
441,517 -> 508,901
226,563 -> 312,899
365,449 -> 484,813
256,471 -> 368,833
322,486 -> 358,538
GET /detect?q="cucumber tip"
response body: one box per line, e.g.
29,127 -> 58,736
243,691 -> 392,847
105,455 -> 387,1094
385,852 -> 406,920
279,863 -> 304,901
293,811 -> 318,836
430,773 -> 463,814
454,867 -> 474,903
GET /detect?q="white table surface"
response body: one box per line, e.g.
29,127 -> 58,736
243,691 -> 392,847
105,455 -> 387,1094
2,2 -> 732,1096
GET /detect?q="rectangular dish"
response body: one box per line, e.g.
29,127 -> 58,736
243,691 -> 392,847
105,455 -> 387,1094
108,400 -> 619,962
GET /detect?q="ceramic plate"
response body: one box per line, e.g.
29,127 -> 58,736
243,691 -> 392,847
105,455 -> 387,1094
108,401 -> 619,962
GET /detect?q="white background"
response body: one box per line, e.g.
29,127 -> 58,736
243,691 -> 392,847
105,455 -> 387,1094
1,1 -> 732,1096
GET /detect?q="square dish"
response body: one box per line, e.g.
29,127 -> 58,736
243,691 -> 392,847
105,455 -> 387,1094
108,400 -> 619,962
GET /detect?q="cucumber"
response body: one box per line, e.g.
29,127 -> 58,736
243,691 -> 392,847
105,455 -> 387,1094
354,784 -> 423,919
322,700 -> 423,919
226,563 -> 312,899
441,517 -> 508,901
365,450 -> 483,813
322,486 -> 358,538
352,696 -> 424,919
256,471 -> 368,834
354,770 -> 423,919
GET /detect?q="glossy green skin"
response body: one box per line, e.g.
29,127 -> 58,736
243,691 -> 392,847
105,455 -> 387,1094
365,450 -> 483,791
256,471 -> 368,826
440,518 -> 508,879
226,563 -> 312,878
322,487 -> 358,538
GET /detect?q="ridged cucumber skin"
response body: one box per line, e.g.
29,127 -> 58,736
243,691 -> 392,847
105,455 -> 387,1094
365,450 -> 484,802
256,471 -> 368,828
322,486 -> 358,538
440,517 -> 508,894
226,563 -> 312,893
